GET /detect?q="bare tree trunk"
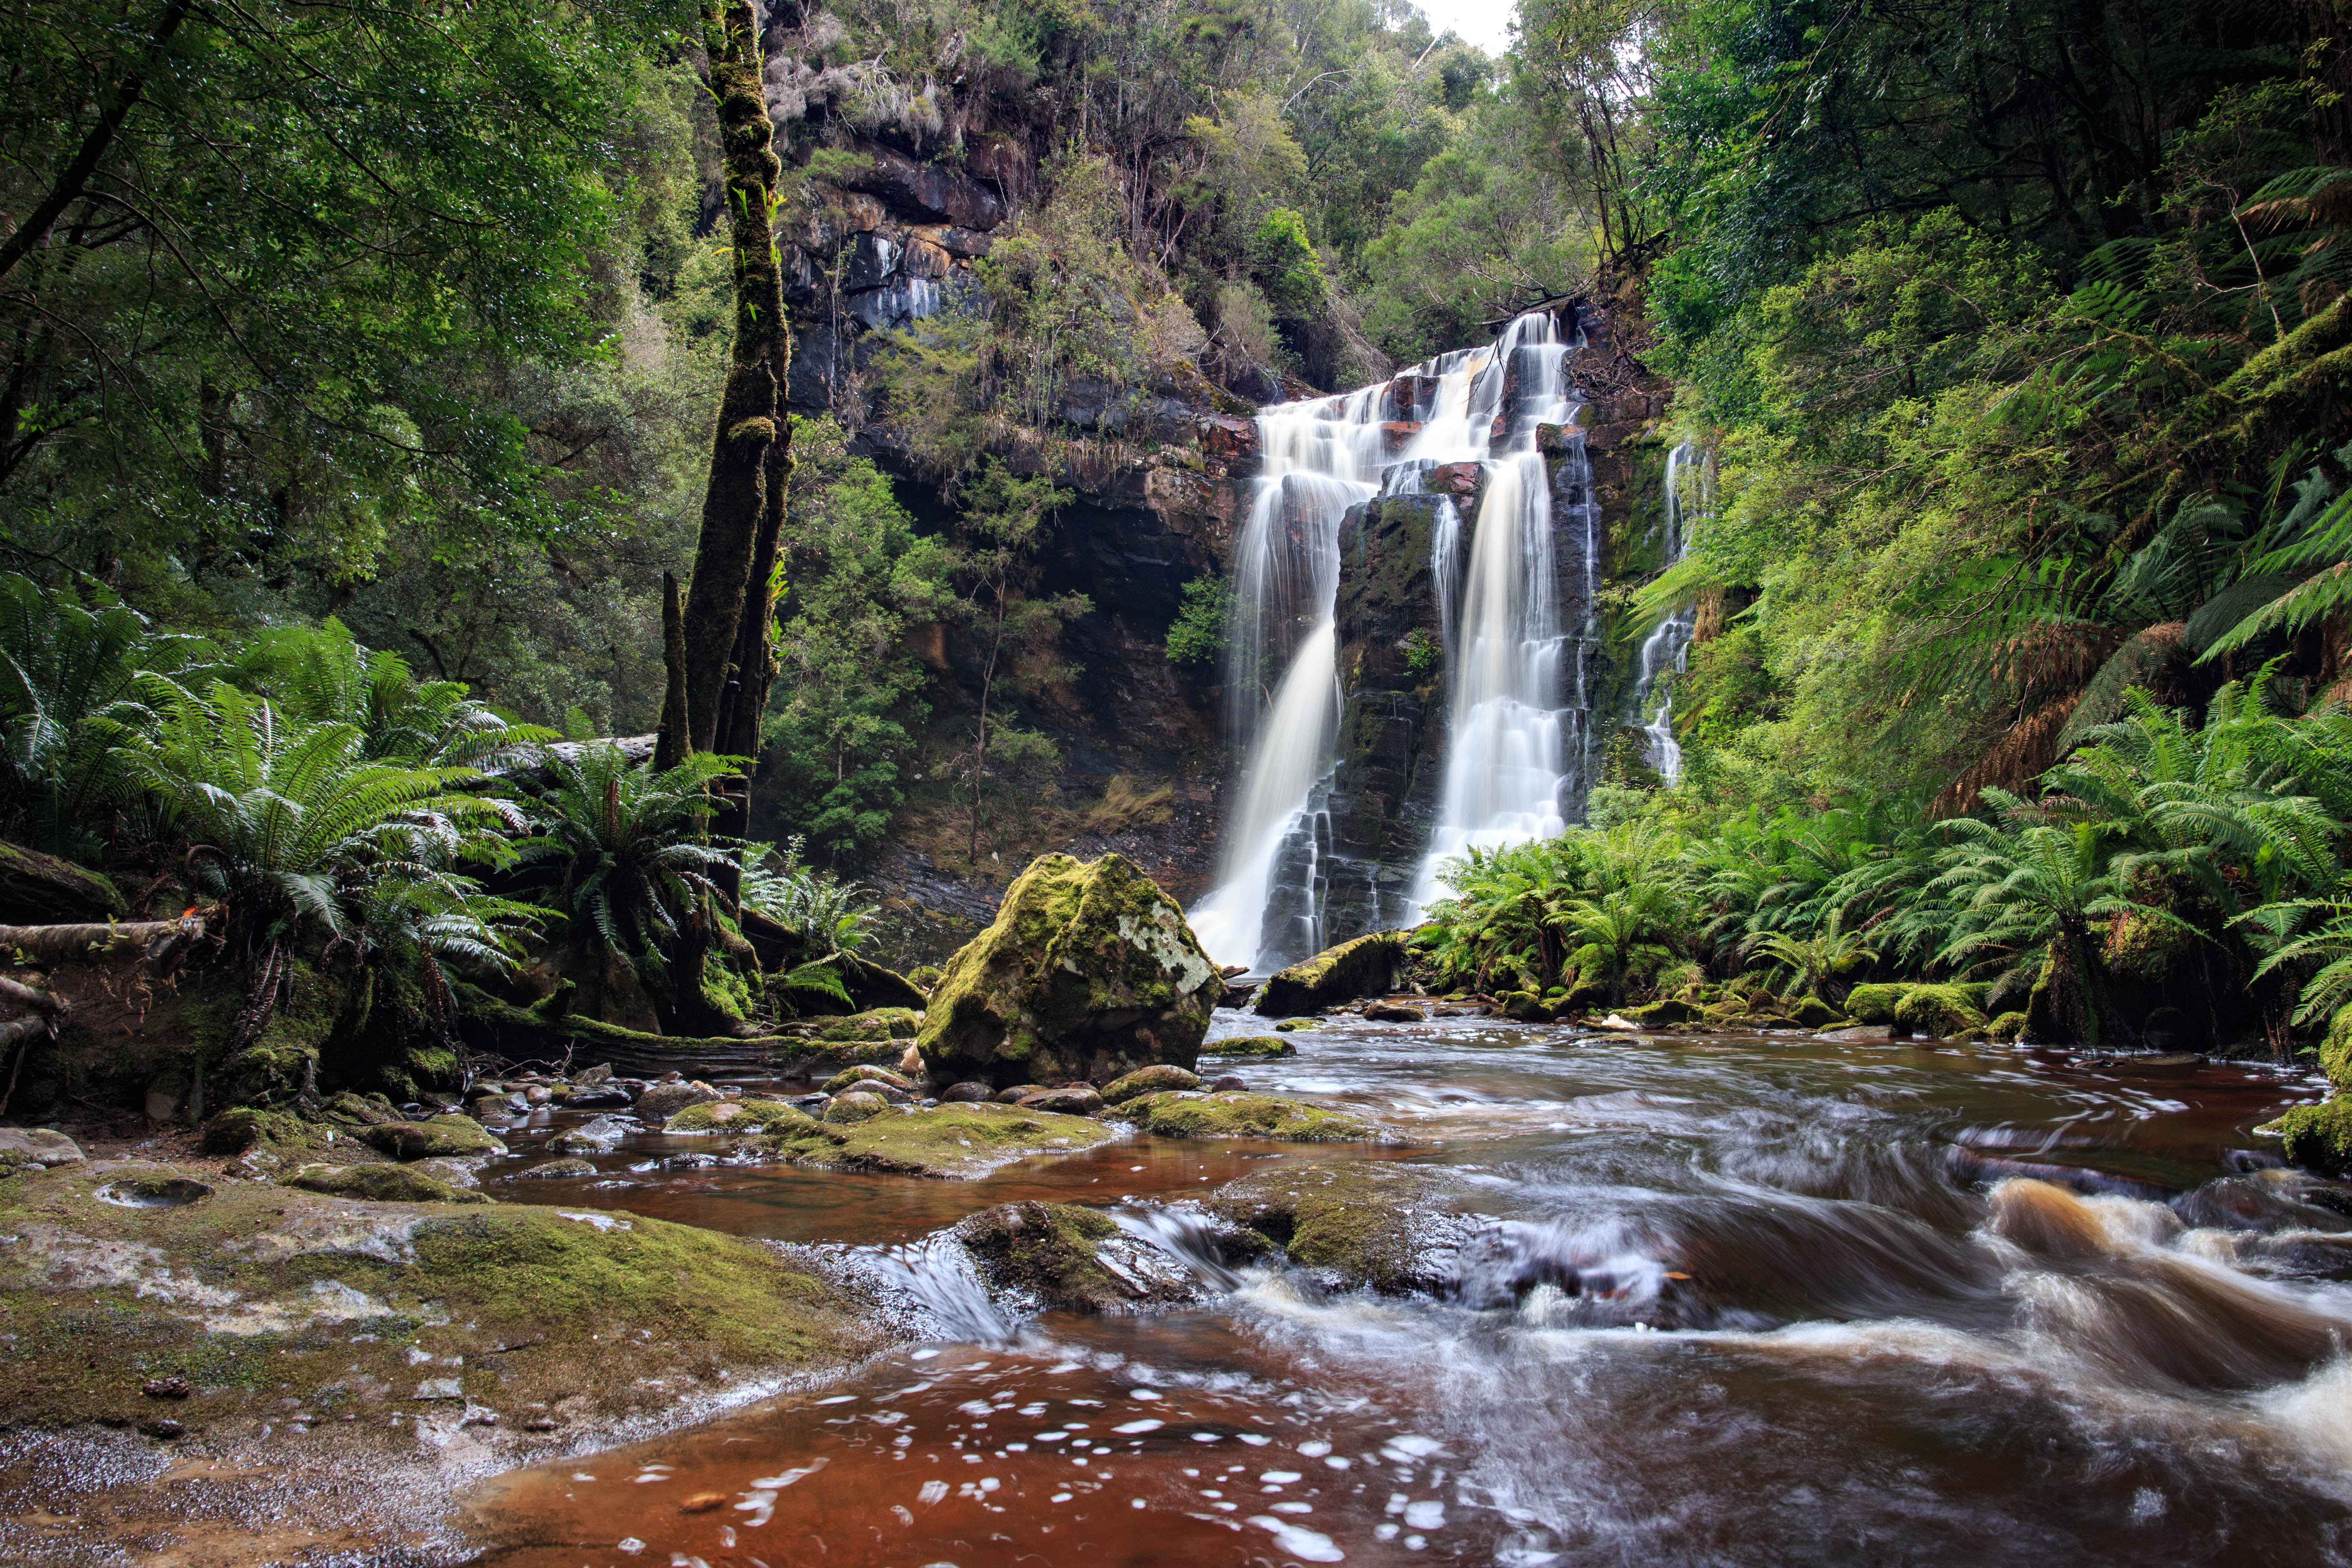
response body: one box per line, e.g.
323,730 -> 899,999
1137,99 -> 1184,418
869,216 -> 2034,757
0,916 -> 201,969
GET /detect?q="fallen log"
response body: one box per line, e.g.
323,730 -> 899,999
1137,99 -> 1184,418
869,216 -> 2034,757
0,975 -> 64,1014
0,914 -> 204,975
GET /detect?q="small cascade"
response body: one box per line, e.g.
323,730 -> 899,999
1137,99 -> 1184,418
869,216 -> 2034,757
1627,442 -> 1705,784
1196,308 -> 1600,968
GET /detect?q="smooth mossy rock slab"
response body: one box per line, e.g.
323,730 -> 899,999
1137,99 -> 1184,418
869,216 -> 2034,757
822,1065 -> 915,1095
663,1099 -> 809,1135
357,1115 -> 507,1161
1119,1090 -> 1386,1142
918,853 -> 1219,1088
814,1007 -> 923,1043
1205,1162 -> 1467,1292
2271,1098 -> 2352,1175
0,1162 -> 876,1439
1101,1065 -> 1202,1103
1200,1035 -> 1295,1059
280,1164 -> 490,1204
743,1102 -> 1117,1179
1251,931 -> 1406,1017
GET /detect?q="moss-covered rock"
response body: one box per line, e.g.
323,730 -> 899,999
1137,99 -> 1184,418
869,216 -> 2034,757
0,1162 -> 877,1450
514,1157 -> 597,1179
663,1098 -> 804,1134
952,1200 -> 1196,1312
635,1080 -> 722,1121
1988,1010 -> 2030,1044
1787,995 -> 1843,1029
1272,1017 -> 1321,1032
1100,1064 -> 1202,1103
917,853 -> 1219,1088
356,1115 -> 506,1160
1627,998 -> 1698,1028
0,1128 -> 85,1170
1894,985 -> 1988,1039
815,1007 -> 923,1043
1119,1090 -> 1386,1142
745,1102 -> 1116,1179
198,1105 -> 324,1156
1251,931 -> 1407,1017
1498,990 -> 1553,1022
281,1164 -> 490,1204
2272,1097 -> 2352,1175
824,1091 -> 889,1124
1199,1035 -> 1295,1059
1204,1162 -> 1467,1292
2320,1003 -> 2352,1095
822,1064 -> 915,1094
1844,983 -> 1911,1024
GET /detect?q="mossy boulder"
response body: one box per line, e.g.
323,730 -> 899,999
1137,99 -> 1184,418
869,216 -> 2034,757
1498,990 -> 1553,1022
917,853 -> 1219,1088
635,1080 -> 723,1121
1120,1090 -> 1385,1142
952,1200 -> 1194,1311
1251,931 -> 1407,1017
1205,1162 -> 1469,1292
356,1115 -> 507,1161
1627,998 -> 1698,1029
198,1106 -> 325,1157
1988,1010 -> 2030,1044
1786,995 -> 1844,1029
663,1098 -> 804,1134
1844,983 -> 1911,1025
815,1007 -> 923,1043
2320,1003 -> 2352,1095
281,1163 -> 490,1204
514,1157 -> 597,1179
745,1101 -> 1116,1179
1200,1035 -> 1294,1059
824,1091 -> 889,1124
2271,1098 -> 2352,1175
822,1064 -> 915,1095
1101,1065 -> 1202,1104
1894,985 -> 1987,1039
1272,1018 -> 1321,1032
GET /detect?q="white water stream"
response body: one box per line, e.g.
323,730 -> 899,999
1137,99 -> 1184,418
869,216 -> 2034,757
1191,310 -> 1599,969
1628,440 -> 1704,784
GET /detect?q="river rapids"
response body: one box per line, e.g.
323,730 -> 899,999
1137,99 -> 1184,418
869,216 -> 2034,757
457,1014 -> 2352,1567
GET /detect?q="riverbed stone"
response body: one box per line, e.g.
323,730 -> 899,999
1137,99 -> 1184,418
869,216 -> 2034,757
0,1128 -> 85,1170
1206,1162 -> 1475,1292
940,1081 -> 992,1102
1121,1090 -> 1387,1142
665,1099 -> 803,1134
1100,1065 -> 1202,1104
1251,931 -> 1408,1016
1272,1018 -> 1320,1032
547,1115 -> 632,1153
956,1201 -> 1200,1311
743,1102 -> 1117,1179
281,1163 -> 490,1205
1199,1035 -> 1294,1059
357,1115 -> 506,1161
634,1080 -> 723,1121
822,1064 -> 915,1095
1017,1084 -> 1103,1116
824,1091 -> 890,1124
1363,1002 -> 1428,1023
918,852 -> 1219,1089
513,1157 -> 596,1180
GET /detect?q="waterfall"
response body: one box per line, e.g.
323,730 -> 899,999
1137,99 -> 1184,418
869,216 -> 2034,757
1628,442 -> 1704,785
1404,313 -> 1592,917
1194,310 -> 1597,969
1185,394 -> 1382,970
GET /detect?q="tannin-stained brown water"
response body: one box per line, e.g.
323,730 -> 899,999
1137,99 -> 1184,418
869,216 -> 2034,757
457,1014 -> 2352,1566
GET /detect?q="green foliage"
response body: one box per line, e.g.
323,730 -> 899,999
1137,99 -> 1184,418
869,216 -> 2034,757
741,839 -> 879,958
1403,625 -> 1443,676
1251,208 -> 1328,315
514,743 -> 739,981
1165,576 -> 1234,666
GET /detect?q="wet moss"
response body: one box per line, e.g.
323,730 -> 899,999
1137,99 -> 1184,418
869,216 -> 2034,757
1894,985 -> 1988,1039
1119,1090 -> 1385,1142
1251,932 -> 1405,1017
821,1064 -> 915,1094
280,1164 -> 489,1204
2274,1098 -> 2352,1176
2319,1004 -> 2352,1095
746,1102 -> 1116,1179
1844,983 -> 1911,1024
1100,1064 -> 1202,1103
814,1007 -> 923,1042
1205,1163 -> 1459,1292
1988,1010 -> 2030,1044
356,1115 -> 506,1160
1199,1036 -> 1295,1059
956,1201 -> 1124,1310
663,1098 -> 805,1134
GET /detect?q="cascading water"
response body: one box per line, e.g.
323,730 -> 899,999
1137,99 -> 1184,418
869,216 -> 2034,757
1193,309 -> 1600,966
1628,441 -> 1704,784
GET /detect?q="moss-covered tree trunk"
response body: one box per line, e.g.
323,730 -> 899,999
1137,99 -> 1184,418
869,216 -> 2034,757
680,0 -> 787,760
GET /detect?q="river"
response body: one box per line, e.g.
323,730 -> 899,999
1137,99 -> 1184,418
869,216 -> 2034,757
453,1012 -> 2352,1567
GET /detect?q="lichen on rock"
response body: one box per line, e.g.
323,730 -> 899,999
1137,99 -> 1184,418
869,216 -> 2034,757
1251,931 -> 1406,1017
916,853 -> 1219,1088
1118,1090 -> 1387,1142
